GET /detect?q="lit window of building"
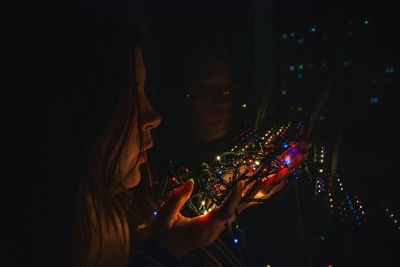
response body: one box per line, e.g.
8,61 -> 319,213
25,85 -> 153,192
370,97 -> 379,104
385,67 -> 395,73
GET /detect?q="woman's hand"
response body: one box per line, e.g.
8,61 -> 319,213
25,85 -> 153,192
151,179 -> 245,259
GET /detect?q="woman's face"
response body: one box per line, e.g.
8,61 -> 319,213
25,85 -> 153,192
115,48 -> 161,189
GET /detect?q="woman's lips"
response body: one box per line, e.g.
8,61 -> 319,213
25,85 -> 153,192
140,151 -> 147,164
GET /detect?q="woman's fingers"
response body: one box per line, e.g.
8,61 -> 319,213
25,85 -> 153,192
212,181 -> 245,222
157,179 -> 194,228
266,180 -> 287,198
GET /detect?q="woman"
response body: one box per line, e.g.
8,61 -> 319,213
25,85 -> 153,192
40,11 -> 247,267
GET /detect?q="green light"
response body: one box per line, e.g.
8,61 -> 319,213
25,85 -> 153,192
320,236 -> 325,241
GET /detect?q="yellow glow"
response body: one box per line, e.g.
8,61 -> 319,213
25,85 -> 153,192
216,155 -> 221,161
242,103 -> 247,108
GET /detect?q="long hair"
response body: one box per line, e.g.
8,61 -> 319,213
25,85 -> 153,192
44,10 -> 154,267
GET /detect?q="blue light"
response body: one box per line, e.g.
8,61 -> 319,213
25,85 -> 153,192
283,143 -> 289,149
284,158 -> 291,165
297,73 -> 303,79
153,210 -> 158,217
233,238 -> 239,245
370,97 -> 379,104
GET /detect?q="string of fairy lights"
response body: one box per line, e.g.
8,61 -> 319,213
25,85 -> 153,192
161,122 -> 308,216
156,122 -> 399,253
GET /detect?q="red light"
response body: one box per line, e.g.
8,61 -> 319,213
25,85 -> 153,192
328,264 -> 333,267
185,168 -> 189,173
171,177 -> 177,182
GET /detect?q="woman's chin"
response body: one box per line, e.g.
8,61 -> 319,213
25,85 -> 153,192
123,172 -> 141,189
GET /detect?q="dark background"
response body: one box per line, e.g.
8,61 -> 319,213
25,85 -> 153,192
7,0 -> 399,266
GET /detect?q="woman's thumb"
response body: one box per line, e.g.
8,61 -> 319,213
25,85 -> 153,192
157,179 -> 194,227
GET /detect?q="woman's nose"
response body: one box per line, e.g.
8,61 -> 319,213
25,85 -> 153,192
142,105 -> 161,131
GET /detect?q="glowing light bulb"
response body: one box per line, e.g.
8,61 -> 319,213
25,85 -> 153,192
153,211 -> 158,217
255,160 -> 260,165
242,103 -> 247,108
216,155 -> 221,161
233,238 -> 239,245
201,201 -> 205,205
